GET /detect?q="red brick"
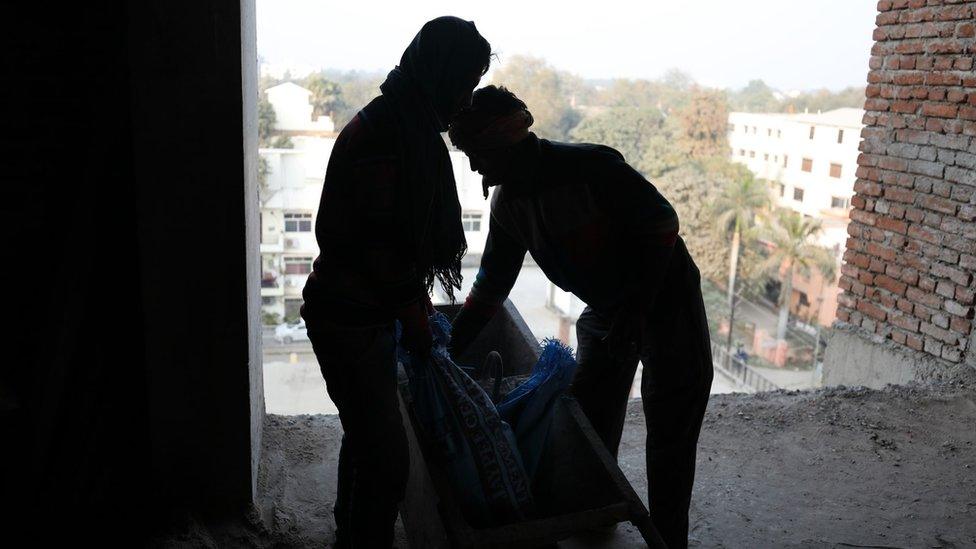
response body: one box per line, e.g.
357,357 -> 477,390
919,194 -> 959,215
920,321 -> 958,344
890,313 -> 920,331
858,300 -> 888,321
907,286 -> 943,308
908,223 -> 943,244
876,274 -> 909,295
906,333 -> 925,351
884,186 -> 916,203
950,316 -> 971,334
922,103 -> 959,118
877,216 -> 909,234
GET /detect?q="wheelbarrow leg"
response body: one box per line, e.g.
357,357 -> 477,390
630,509 -> 668,548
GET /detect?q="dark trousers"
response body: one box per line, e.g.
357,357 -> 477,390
307,322 -> 407,548
570,300 -> 712,549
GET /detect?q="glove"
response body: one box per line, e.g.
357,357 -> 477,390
395,297 -> 433,356
449,295 -> 499,361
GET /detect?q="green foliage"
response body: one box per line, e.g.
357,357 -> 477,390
759,209 -> 837,340
759,209 -> 836,283
784,86 -> 866,114
490,55 -> 582,140
570,107 -> 678,178
728,79 -> 866,114
270,135 -> 294,149
306,69 -> 384,129
654,161 -> 731,282
728,79 -> 780,112
674,88 -> 730,160
710,169 -> 770,237
262,311 -> 281,326
303,73 -> 346,120
258,95 -> 277,147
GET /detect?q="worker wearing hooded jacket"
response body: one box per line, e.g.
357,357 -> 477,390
300,17 -> 491,548
448,86 -> 712,549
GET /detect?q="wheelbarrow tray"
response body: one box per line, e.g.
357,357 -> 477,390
397,367 -> 665,547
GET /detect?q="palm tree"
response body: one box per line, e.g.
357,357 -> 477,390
711,173 -> 770,311
759,209 -> 837,341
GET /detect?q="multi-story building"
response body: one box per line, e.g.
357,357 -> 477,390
728,107 -> 864,327
258,83 -> 490,323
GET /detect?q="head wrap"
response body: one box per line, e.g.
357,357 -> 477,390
368,17 -> 489,302
449,109 -> 534,152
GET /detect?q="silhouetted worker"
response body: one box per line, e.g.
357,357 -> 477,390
300,18 -> 491,548
448,86 -> 713,548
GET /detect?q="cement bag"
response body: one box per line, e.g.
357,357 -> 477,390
397,312 -> 534,527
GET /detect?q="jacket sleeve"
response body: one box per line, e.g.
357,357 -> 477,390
450,214 -> 526,357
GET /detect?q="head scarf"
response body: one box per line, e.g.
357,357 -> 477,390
370,17 -> 489,303
449,109 -> 534,152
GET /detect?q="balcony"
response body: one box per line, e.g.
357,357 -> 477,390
261,276 -> 283,296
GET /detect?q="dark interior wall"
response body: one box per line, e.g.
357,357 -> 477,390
2,0 -> 260,539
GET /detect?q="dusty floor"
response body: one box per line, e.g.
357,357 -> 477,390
156,377 -> 976,548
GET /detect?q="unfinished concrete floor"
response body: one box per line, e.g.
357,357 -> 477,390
154,378 -> 976,548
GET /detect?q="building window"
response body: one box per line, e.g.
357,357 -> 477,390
753,126 -> 758,134
801,158 -> 813,172
778,183 -> 786,197
284,212 -> 313,232
837,129 -> 844,143
829,163 -> 842,178
749,150 -> 756,158
284,256 -> 313,275
783,155 -> 789,168
774,155 -> 779,163
794,187 -> 805,202
763,153 -> 769,161
461,212 -> 482,232
831,196 -> 850,209
729,123 -> 735,132
809,126 -> 816,140
777,129 -> 782,138
739,149 -> 746,157
767,128 -> 772,137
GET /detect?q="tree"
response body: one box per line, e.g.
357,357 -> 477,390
759,209 -> 837,341
258,95 -> 277,147
570,107 -> 679,178
729,79 -> 780,113
674,88 -> 730,160
710,170 -> 770,311
490,55 -> 581,140
654,162 -> 729,281
303,73 -> 345,121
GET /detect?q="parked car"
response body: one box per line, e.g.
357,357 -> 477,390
274,319 -> 309,344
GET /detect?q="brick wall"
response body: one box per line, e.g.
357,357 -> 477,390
838,0 -> 975,364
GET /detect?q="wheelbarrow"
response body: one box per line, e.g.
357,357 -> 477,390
396,301 -> 666,548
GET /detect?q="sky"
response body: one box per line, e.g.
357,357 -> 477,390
256,0 -> 877,91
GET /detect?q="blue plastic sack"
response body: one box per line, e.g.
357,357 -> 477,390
497,338 -> 578,480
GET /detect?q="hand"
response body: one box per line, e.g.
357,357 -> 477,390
603,301 -> 646,360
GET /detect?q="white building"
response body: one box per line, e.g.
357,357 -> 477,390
728,107 -> 865,326
258,83 -> 490,322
